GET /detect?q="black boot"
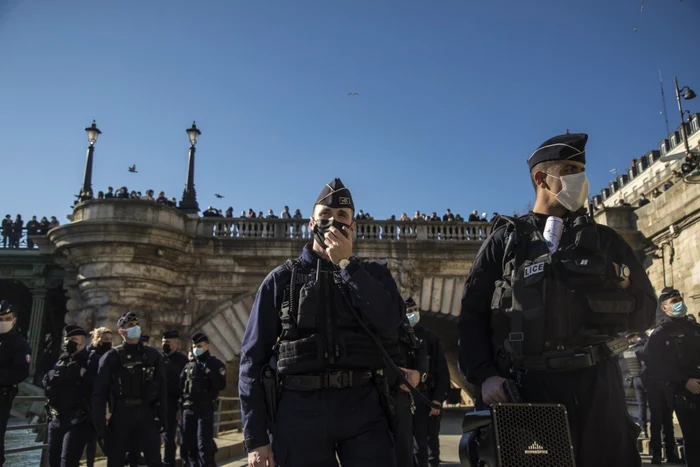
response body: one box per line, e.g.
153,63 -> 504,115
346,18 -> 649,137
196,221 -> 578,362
651,456 -> 662,464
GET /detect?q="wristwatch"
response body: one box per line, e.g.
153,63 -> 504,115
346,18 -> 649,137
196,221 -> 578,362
618,264 -> 630,281
338,256 -> 359,270
420,372 -> 428,383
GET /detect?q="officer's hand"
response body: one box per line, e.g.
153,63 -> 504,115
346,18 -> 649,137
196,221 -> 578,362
399,367 -> 420,392
685,378 -> 700,395
482,376 -> 507,405
248,444 -> 275,466
429,400 -> 442,416
325,225 -> 354,264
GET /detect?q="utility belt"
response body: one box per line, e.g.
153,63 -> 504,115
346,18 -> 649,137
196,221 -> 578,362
419,374 -> 435,392
282,369 -> 378,391
520,337 -> 628,372
675,393 -> 700,410
115,397 -> 146,407
46,405 -> 87,424
182,397 -> 218,412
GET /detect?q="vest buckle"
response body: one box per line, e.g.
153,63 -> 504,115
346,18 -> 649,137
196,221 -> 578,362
326,370 -> 348,388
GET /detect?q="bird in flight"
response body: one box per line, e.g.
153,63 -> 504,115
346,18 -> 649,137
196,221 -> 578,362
348,92 -> 359,96
128,165 -> 137,173
215,194 -> 224,199
633,27 -> 638,32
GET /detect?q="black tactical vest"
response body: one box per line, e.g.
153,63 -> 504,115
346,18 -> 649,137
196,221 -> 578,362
490,215 -> 636,366
398,318 -> 421,369
183,361 -> 211,396
276,259 -> 397,375
45,357 -> 83,413
112,345 -> 156,402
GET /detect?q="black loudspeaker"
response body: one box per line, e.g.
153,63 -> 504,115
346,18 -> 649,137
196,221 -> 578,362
460,403 -> 576,467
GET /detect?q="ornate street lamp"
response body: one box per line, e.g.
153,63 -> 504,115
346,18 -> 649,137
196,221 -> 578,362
81,120 -> 102,197
180,121 -> 201,213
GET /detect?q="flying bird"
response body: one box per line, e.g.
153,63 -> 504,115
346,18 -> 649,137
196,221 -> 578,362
128,165 -> 137,173
633,27 -> 638,32
215,194 -> 224,199
348,92 -> 359,96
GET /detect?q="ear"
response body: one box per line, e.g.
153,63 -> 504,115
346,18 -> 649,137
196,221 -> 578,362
309,217 -> 316,230
534,171 -> 548,189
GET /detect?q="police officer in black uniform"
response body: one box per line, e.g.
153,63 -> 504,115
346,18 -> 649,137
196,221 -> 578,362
392,297 -> 427,467
239,178 -> 405,467
161,330 -> 189,467
622,332 -> 649,437
85,327 -> 113,467
643,287 -> 698,465
44,325 -> 95,467
92,312 -> 167,467
458,133 -> 657,467
0,300 -> 31,467
180,332 -> 226,467
406,298 -> 450,467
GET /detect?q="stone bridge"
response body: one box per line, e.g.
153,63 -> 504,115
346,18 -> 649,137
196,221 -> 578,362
1,199 -> 495,397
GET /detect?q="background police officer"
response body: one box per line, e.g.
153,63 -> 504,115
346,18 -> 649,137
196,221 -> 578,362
161,330 -> 189,467
92,312 -> 167,467
622,332 -> 649,438
44,325 -> 94,467
239,178 -> 405,467
643,287 -> 699,465
84,327 -> 113,467
459,133 -> 657,467
0,300 -> 31,467
180,332 -> 226,467
406,298 -> 450,467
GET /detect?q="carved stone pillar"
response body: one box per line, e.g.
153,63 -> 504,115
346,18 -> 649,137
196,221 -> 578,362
28,285 -> 47,375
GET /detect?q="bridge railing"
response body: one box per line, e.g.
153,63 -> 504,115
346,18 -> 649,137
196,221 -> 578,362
197,218 -> 494,241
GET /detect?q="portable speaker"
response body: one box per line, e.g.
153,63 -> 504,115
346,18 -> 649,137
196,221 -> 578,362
460,403 -> 576,467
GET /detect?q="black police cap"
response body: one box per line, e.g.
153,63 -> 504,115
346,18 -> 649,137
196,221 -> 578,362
527,133 -> 588,171
315,178 -> 354,212
0,300 -> 11,316
404,297 -> 417,309
191,332 -> 209,344
162,330 -> 179,339
117,311 -> 138,329
64,325 -> 88,338
658,287 -> 681,304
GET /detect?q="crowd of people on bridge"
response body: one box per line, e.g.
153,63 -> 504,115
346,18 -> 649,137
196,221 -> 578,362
1,215 -> 60,249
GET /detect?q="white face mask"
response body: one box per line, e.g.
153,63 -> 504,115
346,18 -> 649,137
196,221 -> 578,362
0,321 -> 13,334
545,172 -> 589,212
406,311 -> 420,327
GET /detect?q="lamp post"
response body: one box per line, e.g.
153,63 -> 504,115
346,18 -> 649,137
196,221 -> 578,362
81,120 -> 101,197
180,121 -> 201,214
674,77 -> 696,154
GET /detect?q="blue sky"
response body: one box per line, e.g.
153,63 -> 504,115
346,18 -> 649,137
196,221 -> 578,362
1,0 -> 698,222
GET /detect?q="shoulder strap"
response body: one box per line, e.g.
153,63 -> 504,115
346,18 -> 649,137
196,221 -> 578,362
280,259 -> 301,331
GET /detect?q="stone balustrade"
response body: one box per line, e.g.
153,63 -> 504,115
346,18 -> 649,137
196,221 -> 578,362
197,218 -> 494,242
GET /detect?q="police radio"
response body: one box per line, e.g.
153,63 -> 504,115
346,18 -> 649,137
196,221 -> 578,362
459,379 -> 576,467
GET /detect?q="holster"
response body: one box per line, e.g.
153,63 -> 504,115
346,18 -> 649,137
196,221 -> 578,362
261,364 -> 281,423
373,372 -> 398,433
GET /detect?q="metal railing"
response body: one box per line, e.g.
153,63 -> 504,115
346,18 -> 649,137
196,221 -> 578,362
6,395 -> 48,465
213,396 -> 241,434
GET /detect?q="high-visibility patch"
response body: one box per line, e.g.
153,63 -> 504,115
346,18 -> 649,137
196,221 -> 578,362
524,262 -> 545,279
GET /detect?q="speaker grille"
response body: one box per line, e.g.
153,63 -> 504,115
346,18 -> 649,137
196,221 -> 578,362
492,403 -> 576,467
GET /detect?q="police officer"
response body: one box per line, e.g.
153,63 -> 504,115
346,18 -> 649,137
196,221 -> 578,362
406,298 -> 450,467
0,300 -> 31,467
622,332 -> 649,437
458,133 -> 657,467
92,312 -> 167,467
643,287 -> 698,465
44,325 -> 94,467
161,330 -> 189,467
180,332 -> 226,466
85,327 -> 113,467
392,297 -> 427,467
239,178 -> 405,467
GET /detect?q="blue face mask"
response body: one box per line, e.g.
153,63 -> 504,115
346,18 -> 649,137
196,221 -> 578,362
406,312 -> 420,327
192,347 -> 205,357
671,301 -> 687,317
125,325 -> 142,341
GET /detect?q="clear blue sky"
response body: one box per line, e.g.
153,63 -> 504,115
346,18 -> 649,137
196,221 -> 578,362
1,0 -> 698,222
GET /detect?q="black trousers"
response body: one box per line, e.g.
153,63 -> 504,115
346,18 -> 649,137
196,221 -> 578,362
413,402 -> 430,467
106,405 -> 163,467
162,401 -> 180,467
674,398 -> 700,467
632,376 -> 648,428
182,404 -> 215,467
0,394 -> 12,466
47,418 -> 92,467
647,382 -> 676,458
393,391 -> 413,467
427,410 -> 441,467
519,358 -> 641,467
271,385 -> 395,467
84,434 -> 97,467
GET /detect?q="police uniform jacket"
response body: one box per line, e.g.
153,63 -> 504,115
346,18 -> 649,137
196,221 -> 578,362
92,342 -> 167,435
458,211 -> 657,386
0,329 -> 31,391
642,316 -> 700,396
414,325 -> 450,403
42,348 -> 94,417
164,351 -> 189,406
180,351 -> 226,406
239,244 -> 405,451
